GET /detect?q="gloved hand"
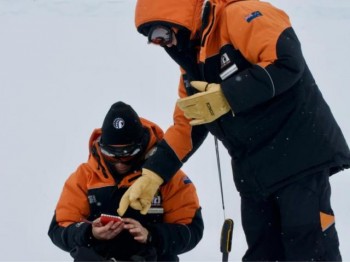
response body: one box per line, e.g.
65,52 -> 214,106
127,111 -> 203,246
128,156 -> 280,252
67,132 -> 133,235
177,81 -> 231,125
117,168 -> 164,216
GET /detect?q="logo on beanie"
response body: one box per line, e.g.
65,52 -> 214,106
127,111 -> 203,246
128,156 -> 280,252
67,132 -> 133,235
113,118 -> 125,129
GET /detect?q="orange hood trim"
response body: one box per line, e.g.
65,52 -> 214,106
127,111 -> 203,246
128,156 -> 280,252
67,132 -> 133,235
135,0 -> 204,39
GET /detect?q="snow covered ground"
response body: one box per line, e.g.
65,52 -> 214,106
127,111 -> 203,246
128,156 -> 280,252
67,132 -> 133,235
0,0 -> 349,261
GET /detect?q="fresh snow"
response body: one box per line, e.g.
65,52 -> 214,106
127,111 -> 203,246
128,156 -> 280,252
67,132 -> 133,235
0,0 -> 349,261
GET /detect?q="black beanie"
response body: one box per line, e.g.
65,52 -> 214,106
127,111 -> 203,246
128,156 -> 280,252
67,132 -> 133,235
101,102 -> 144,145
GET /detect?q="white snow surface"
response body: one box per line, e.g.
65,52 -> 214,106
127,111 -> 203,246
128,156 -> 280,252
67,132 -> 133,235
0,0 -> 349,261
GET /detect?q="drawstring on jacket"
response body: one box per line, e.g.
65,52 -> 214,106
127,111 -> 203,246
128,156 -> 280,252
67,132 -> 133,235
91,145 -> 109,179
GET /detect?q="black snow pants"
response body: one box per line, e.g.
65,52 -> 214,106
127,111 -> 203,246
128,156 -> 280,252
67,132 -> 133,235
241,170 -> 342,261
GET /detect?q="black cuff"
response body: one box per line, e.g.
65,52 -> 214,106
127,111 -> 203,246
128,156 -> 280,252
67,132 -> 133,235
84,224 -> 98,247
146,227 -> 161,249
146,232 -> 153,244
143,140 -> 182,182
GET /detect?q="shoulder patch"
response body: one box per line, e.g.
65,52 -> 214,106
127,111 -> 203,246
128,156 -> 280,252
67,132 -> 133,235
183,175 -> 192,184
245,11 -> 262,23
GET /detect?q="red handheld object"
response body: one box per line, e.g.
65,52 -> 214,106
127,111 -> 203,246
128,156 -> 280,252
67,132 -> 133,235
100,214 -> 123,225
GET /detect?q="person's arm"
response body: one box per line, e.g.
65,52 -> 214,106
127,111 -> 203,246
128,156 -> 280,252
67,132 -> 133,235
143,75 -> 209,182
148,209 -> 203,255
221,2 -> 306,113
118,73 -> 208,216
48,164 -> 93,251
117,66 -> 208,218
48,213 -> 93,252
147,170 -> 204,255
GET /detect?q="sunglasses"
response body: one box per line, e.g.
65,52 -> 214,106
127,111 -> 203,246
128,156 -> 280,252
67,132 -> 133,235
148,25 -> 174,47
99,142 -> 142,163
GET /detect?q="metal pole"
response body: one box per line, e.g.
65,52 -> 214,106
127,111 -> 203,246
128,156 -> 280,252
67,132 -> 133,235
214,136 -> 226,218
214,136 -> 234,262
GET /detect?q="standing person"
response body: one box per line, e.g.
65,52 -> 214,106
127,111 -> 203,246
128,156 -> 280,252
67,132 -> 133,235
117,0 -> 350,261
48,101 -> 204,261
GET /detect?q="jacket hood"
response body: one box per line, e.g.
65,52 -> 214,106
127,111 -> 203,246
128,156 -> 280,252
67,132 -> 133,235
135,0 -> 204,39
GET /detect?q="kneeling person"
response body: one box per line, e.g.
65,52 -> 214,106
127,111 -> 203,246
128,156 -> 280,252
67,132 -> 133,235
48,101 -> 204,261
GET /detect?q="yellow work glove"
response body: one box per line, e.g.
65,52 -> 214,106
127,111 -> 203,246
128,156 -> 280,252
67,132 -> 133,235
117,168 -> 164,216
177,81 -> 231,125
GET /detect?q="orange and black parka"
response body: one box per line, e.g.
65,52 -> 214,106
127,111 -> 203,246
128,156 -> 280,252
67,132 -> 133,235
48,118 -> 204,261
135,0 -> 350,195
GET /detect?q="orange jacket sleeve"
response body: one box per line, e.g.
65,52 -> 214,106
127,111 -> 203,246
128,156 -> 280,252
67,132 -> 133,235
161,169 -> 200,224
55,164 -> 92,227
143,75 -> 209,181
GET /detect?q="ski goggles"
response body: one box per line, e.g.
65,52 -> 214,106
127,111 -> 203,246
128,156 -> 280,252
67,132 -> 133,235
148,25 -> 174,47
99,142 -> 142,163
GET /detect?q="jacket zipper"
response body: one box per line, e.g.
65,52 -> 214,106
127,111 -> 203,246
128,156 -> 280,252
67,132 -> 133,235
201,5 -> 216,47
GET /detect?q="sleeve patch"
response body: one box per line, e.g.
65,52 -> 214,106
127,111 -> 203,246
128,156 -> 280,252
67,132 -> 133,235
183,176 -> 192,184
245,11 -> 262,23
